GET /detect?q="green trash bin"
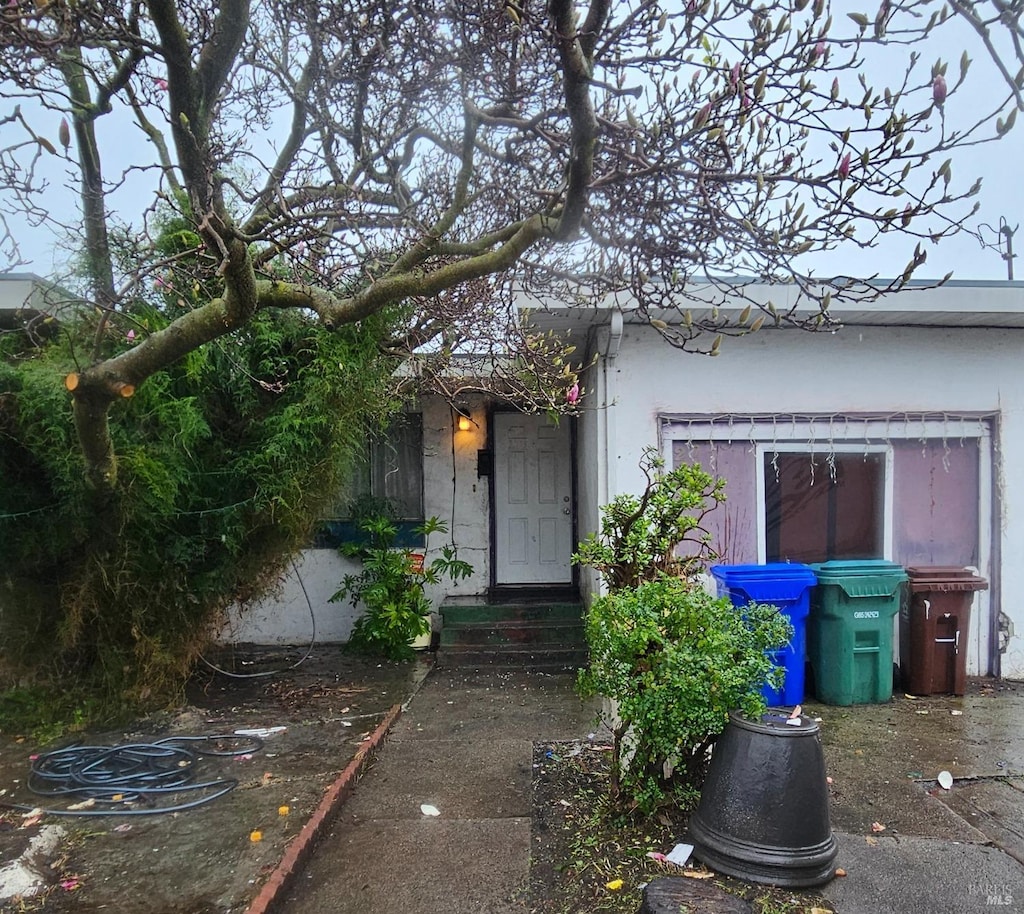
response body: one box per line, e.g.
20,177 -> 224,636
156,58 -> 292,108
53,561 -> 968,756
809,560 -> 908,705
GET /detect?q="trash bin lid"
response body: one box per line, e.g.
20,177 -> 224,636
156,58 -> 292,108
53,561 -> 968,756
711,563 -> 817,602
906,565 -> 988,593
811,560 -> 907,599
712,562 -> 817,578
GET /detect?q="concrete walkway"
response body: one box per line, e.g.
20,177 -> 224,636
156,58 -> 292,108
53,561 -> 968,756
271,667 -> 1024,914
275,667 -> 598,914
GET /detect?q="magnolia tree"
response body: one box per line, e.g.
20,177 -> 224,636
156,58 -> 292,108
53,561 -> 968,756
0,0 -> 1021,485
0,1 -> 1021,703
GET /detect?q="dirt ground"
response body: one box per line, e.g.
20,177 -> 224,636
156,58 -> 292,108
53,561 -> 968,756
528,677 -> 1024,914
4,660 -> 1024,914
528,739 -> 835,914
0,647 -> 428,914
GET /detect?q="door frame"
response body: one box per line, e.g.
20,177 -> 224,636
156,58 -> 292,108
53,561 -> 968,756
487,408 -> 580,599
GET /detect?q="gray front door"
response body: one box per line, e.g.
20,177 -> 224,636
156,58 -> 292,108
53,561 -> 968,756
493,413 -> 573,585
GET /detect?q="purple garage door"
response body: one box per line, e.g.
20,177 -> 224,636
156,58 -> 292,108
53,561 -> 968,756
672,438 -> 980,569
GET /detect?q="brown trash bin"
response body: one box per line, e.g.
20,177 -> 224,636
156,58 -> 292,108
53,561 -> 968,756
899,566 -> 988,696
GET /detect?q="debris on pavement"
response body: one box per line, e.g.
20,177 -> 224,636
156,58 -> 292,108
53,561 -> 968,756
937,770 -> 954,790
420,803 -> 441,817
234,727 -> 287,739
665,843 -> 694,867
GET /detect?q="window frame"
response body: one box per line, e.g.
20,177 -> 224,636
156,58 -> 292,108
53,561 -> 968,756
319,412 -> 426,548
756,442 -> 894,563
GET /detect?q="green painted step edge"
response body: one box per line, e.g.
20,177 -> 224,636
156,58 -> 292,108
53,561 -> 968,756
435,648 -> 589,667
439,602 -> 583,624
439,625 -> 586,648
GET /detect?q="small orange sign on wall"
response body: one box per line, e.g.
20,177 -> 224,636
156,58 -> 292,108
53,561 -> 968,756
408,552 -> 425,574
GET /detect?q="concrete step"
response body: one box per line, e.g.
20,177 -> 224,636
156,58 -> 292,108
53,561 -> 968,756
439,602 -> 583,625
437,601 -> 587,669
438,619 -> 585,648
434,646 -> 589,671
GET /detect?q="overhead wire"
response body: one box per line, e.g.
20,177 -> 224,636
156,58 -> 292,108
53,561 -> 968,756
198,556 -> 318,679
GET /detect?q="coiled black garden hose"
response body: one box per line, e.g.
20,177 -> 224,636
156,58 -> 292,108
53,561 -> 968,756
3,733 -> 264,817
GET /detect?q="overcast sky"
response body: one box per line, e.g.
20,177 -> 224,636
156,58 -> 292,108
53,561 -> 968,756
3,4 -> 1023,284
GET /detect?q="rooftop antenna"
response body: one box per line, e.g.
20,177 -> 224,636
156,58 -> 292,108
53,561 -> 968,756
979,217 -> 1018,280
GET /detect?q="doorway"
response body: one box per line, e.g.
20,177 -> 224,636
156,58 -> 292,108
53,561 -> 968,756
492,413 -> 574,587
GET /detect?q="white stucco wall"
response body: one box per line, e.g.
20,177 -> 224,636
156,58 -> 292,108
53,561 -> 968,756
421,393 -> 492,597
217,548 -> 358,644
219,395 -> 491,645
599,321 -> 1024,678
0,276 -> 37,309
575,353 -> 605,604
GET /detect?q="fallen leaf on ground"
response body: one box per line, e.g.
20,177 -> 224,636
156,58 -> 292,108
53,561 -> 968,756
606,879 -> 623,891
20,808 -> 44,828
835,868 -> 847,877
871,821 -> 886,833
682,870 -> 715,880
866,836 -> 879,846
67,798 -> 96,811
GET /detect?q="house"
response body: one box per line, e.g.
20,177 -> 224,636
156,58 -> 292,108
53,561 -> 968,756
223,278 -> 1024,681
0,272 -> 82,339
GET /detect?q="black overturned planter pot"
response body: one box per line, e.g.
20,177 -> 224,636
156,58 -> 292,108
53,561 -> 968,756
688,709 -> 838,888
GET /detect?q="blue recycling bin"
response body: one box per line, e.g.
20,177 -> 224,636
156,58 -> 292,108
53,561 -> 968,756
711,563 -> 818,706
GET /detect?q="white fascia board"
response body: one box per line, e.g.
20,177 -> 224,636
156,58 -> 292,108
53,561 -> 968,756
516,279 -> 1024,330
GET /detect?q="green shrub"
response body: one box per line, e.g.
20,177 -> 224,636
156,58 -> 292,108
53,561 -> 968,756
577,576 -> 792,814
332,515 -> 473,661
0,306 -> 402,717
573,448 -> 724,590
574,449 -> 792,814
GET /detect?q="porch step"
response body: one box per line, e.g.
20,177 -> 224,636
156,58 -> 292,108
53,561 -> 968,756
439,602 -> 583,625
435,647 -> 590,670
437,602 -> 588,671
